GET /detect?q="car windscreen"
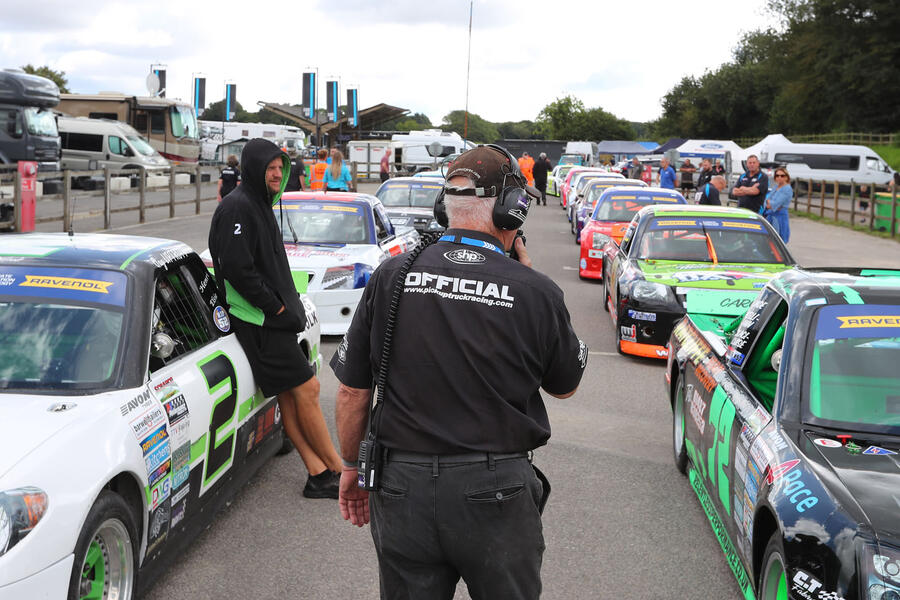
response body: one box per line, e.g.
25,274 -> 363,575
556,166 -> 574,179
127,135 -> 156,156
278,202 -> 372,244
636,217 -> 787,264
0,266 -> 128,391
377,182 -> 443,208
804,304 -> 900,435
559,155 -> 582,165
594,197 -> 679,222
24,107 -> 58,137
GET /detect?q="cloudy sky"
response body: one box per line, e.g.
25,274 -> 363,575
1,0 -> 774,126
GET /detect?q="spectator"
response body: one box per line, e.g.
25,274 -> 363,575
732,154 -> 769,213
531,152 -> 552,205
310,149 -> 329,191
283,149 -> 305,192
887,171 -> 900,191
696,159 -> 713,187
680,158 -> 696,195
697,175 -> 726,205
658,157 -> 676,189
713,159 -> 725,177
217,154 -> 240,202
629,157 -> 643,179
324,150 -> 353,192
379,147 -> 392,183
765,167 -> 792,242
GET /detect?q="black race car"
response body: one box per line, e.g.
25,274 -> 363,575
666,267 -> 900,600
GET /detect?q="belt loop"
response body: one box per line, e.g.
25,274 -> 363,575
432,455 -> 439,478
487,452 -> 496,471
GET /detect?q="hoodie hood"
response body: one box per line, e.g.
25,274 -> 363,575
239,138 -> 290,206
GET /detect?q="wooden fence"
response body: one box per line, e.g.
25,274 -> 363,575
787,180 -> 899,236
735,133 -> 896,148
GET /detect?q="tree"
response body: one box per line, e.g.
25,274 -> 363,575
536,95 -> 635,141
21,64 -> 69,93
382,112 -> 432,131
496,120 -> 540,140
201,99 -> 255,122
441,110 -> 500,143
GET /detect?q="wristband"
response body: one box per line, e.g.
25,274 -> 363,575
341,458 -> 357,469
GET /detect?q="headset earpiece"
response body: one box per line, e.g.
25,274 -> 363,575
433,187 -> 448,228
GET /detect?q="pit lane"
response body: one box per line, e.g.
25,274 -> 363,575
108,185 -> 900,599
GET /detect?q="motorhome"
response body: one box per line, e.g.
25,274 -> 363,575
199,120 -> 306,162
58,93 -> 200,163
742,134 -> 894,188
57,116 -> 169,172
390,130 -> 473,175
0,69 -> 60,171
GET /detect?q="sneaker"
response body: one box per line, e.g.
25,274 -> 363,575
303,470 -> 340,499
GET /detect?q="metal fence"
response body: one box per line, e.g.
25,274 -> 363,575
0,165 -> 220,232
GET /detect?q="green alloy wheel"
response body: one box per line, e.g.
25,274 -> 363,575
69,491 -> 137,600
759,534 -> 789,600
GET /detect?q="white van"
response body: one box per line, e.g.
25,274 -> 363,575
390,130 -> 473,175
58,116 -> 169,172
746,136 -> 894,187
348,139 -> 392,178
565,141 -> 599,167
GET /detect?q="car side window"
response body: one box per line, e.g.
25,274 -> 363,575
109,136 -> 128,156
149,263 -> 216,372
373,207 -> 392,241
620,219 -> 638,255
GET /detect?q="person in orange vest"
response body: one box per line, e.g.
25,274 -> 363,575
310,148 -> 329,191
518,152 -> 535,187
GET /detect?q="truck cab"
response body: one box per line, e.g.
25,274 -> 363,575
0,69 -> 61,171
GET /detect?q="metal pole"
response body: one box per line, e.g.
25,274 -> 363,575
63,169 -> 71,233
833,182 -> 839,221
14,168 -> 22,232
891,187 -> 897,238
195,164 -> 202,214
463,0 -> 473,145
849,182 -> 856,226
169,167 -> 176,218
139,167 -> 146,223
103,166 -> 111,230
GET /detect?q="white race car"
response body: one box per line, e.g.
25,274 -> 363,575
0,233 -> 320,599
263,191 -> 420,336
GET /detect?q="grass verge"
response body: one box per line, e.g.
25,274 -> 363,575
790,209 -> 899,241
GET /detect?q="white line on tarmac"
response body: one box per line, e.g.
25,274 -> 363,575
589,351 -> 619,356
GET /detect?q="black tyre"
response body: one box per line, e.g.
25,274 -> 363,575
672,375 -> 688,474
68,490 -> 138,600
602,272 -> 611,312
277,425 -> 294,455
758,533 -> 789,600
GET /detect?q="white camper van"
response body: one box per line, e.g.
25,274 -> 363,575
58,116 -> 170,172
390,130 -> 473,175
744,135 -> 894,187
565,141 -> 599,167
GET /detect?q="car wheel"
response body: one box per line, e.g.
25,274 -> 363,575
673,375 -> 688,474
759,533 -> 789,600
602,273 -> 610,312
575,227 -> 581,245
68,491 -> 138,600
614,296 -> 624,355
277,425 -> 294,455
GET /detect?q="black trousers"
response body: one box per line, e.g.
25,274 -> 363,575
370,453 -> 544,600
534,179 -> 547,204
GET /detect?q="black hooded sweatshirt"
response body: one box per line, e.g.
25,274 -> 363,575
208,138 -> 306,331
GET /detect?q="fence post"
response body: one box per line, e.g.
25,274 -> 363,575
849,181 -> 856,226
351,161 -> 358,191
103,166 -> 111,230
195,164 -> 202,214
806,179 -> 812,214
139,167 -> 146,223
169,167 -> 176,219
14,168 -> 22,232
869,191 -> 875,231
819,182 -> 825,218
891,188 -> 897,238
63,169 -> 71,233
833,182 -> 839,222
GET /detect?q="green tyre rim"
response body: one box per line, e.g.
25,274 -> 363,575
761,551 -> 788,600
79,518 -> 134,600
673,380 -> 686,463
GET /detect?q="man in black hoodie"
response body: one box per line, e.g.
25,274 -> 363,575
209,138 -> 342,498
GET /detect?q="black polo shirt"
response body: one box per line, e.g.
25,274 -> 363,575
736,170 -> 768,213
330,228 -> 586,454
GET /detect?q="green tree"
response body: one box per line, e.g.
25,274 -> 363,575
496,120 -> 540,140
382,112 -> 432,131
441,110 -> 500,143
20,64 -> 69,93
201,99 -> 254,122
537,96 -> 635,140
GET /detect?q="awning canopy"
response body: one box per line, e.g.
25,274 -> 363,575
257,102 -> 409,136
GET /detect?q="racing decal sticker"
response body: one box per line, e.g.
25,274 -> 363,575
627,309 -> 656,321
791,570 -> 846,600
862,446 -> 897,456
744,459 -> 762,502
404,271 -> 515,309
749,436 -> 775,472
284,247 -> 350,259
171,498 -> 187,527
20,275 -> 112,293
734,446 -> 748,484
684,289 -> 758,317
814,438 -> 842,448
148,473 -> 172,511
247,404 -> 278,454
129,402 -> 167,442
213,306 -> 231,332
171,482 -> 189,506
163,394 -> 188,426
143,428 -> 171,474
121,388 -> 154,417
816,305 -> 900,340
765,459 -> 801,485
620,325 -> 637,342
443,249 -> 486,264
171,444 -> 190,489
765,429 -> 789,452
147,499 -> 170,555
148,458 -> 171,487
773,466 -> 819,512
836,315 -> 900,328
689,387 -> 707,435
151,377 -> 180,403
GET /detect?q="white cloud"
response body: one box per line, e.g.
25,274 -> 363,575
2,0 -> 774,128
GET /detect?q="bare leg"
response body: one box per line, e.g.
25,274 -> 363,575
277,376 -> 342,473
277,393 -> 327,475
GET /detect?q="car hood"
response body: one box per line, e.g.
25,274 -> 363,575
284,243 -> 381,270
0,393 -> 110,479
637,260 -> 789,291
804,431 -> 900,542
384,207 -> 433,218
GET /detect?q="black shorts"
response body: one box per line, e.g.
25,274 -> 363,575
231,318 -> 314,396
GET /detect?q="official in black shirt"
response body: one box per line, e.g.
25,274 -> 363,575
331,145 -> 586,599
697,175 -> 726,205
733,154 -> 768,213
283,152 -> 305,192
217,154 -> 241,201
531,152 -> 552,205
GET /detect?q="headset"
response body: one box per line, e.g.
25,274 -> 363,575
433,144 -> 533,231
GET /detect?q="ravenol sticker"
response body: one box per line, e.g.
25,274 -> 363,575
837,315 -> 900,328
655,219 -> 697,227
816,305 -> 900,340
20,275 -> 112,293
141,426 -> 169,455
719,220 -> 764,231
213,306 -> 231,332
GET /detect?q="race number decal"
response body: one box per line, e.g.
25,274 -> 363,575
198,352 -> 238,487
707,387 -> 735,515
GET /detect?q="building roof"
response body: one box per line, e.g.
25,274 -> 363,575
258,102 -> 409,135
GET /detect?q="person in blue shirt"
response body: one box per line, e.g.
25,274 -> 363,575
658,157 -> 676,189
324,149 -> 353,192
765,166 -> 792,243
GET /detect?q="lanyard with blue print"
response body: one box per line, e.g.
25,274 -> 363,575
438,234 -> 505,256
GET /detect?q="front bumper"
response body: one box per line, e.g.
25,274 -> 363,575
0,553 -> 73,599
308,288 -> 364,336
615,306 -> 684,360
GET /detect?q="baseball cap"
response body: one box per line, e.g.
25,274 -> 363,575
445,146 -> 540,199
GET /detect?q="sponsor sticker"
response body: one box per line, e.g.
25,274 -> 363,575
163,394 -> 188,426
620,325 -> 637,342
587,249 -> 603,259
20,275 -> 112,293
627,309 -> 656,322
130,406 -> 167,442
689,388 -> 706,435
149,475 -> 171,510
147,500 -> 170,554
749,437 -> 775,470
171,499 -> 186,527
168,419 -> 190,448
213,306 -> 231,332
144,436 -> 171,473
148,459 -> 171,487
814,438 -> 842,448
862,446 -> 897,456
171,483 -> 190,505
151,377 -> 179,402
791,569 -> 845,600
577,340 -> 588,368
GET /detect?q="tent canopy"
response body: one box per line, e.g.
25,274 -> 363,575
595,140 -> 654,155
675,139 -> 744,159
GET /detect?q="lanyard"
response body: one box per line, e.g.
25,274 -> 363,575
438,234 -> 505,255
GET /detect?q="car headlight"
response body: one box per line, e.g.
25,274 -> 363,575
0,487 -> 48,557
632,281 -> 673,304
321,263 -> 373,290
592,233 -> 610,248
862,543 -> 900,600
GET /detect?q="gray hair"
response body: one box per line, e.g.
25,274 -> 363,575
445,195 -> 494,228
711,175 -> 726,185
539,152 -> 547,159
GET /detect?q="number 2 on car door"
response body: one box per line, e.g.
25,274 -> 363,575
198,351 -> 238,489
706,387 -> 734,514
